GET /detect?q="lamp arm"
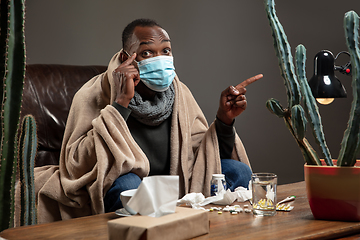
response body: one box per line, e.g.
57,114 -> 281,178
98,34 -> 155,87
334,51 -> 352,76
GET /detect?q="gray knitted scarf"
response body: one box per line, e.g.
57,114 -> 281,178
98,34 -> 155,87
128,84 -> 174,126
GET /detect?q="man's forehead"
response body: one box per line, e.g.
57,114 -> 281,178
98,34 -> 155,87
128,26 -> 170,49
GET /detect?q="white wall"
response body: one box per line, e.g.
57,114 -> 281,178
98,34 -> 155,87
25,0 -> 360,184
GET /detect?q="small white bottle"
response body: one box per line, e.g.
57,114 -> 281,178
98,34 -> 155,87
211,174 -> 227,196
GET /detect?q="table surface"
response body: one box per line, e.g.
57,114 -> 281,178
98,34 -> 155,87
1,181 -> 360,240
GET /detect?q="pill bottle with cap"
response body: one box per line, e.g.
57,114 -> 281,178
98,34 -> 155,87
211,174 -> 227,196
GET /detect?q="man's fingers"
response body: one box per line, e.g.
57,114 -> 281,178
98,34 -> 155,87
236,74 -> 263,88
114,52 -> 138,75
227,94 -> 246,105
122,52 -> 137,66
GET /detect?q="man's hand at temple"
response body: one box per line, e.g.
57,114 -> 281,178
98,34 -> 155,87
113,52 -> 140,108
217,74 -> 263,125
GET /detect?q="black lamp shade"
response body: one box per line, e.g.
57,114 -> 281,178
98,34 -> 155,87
308,50 -> 347,98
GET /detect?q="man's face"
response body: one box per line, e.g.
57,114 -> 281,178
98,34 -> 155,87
127,26 -> 172,62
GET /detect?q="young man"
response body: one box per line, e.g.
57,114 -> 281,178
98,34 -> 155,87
35,18 -> 262,222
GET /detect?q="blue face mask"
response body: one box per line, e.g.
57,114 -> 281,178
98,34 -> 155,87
137,55 -> 176,92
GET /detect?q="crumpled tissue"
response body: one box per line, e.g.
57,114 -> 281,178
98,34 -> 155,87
177,182 -> 252,209
127,175 -> 179,217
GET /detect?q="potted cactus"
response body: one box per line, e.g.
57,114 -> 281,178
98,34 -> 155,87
0,0 -> 37,231
264,0 -> 360,221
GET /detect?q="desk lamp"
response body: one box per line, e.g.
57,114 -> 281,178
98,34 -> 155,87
308,50 -> 351,105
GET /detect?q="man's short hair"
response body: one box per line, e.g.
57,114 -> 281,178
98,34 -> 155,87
122,18 -> 162,51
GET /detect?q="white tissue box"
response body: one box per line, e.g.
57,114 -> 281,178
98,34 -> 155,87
108,207 -> 209,240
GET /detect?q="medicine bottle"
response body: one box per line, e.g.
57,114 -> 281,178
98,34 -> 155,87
210,174 -> 227,196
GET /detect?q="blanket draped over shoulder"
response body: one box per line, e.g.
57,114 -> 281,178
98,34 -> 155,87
34,51 -> 251,223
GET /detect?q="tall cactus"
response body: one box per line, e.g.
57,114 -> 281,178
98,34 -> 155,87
264,0 -> 332,166
295,45 -> 333,166
264,0 -> 360,167
18,115 -> 37,226
0,0 -> 27,231
337,11 -> 360,166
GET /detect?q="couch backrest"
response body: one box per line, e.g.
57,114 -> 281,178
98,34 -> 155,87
21,64 -> 107,167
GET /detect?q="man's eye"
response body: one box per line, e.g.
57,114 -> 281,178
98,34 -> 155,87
163,49 -> 171,54
142,51 -> 152,57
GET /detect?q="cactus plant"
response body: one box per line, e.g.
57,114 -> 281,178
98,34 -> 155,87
264,0 -> 360,167
0,0 -> 37,231
18,115 -> 37,226
337,11 -> 360,166
295,45 -> 332,166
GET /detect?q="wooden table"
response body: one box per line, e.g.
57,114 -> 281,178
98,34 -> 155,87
1,181 -> 360,240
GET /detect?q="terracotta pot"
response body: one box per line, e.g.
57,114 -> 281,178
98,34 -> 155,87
304,160 -> 360,221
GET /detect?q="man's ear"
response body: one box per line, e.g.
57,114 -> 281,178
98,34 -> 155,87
119,50 -> 128,63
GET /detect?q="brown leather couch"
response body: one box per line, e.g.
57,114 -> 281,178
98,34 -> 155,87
21,64 -> 107,167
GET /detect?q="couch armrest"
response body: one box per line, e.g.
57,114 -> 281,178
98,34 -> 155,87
21,64 -> 107,167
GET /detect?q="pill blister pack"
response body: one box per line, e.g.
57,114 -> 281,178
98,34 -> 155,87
276,203 -> 294,211
276,195 -> 295,211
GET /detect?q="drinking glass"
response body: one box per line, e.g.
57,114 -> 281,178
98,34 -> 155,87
251,173 -> 277,216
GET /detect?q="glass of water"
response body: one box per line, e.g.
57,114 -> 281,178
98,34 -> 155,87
251,173 -> 277,216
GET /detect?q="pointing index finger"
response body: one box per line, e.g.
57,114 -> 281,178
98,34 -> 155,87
123,52 -> 137,66
236,74 -> 263,88
120,49 -> 137,67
